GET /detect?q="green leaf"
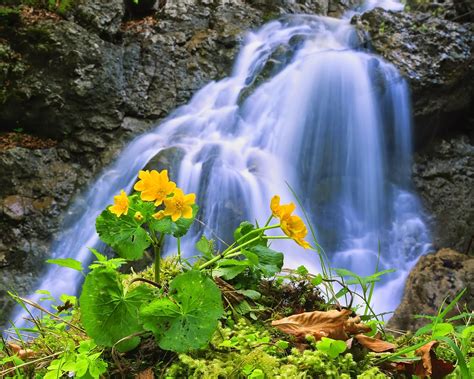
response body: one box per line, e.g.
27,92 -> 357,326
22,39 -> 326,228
275,340 -> 290,350
335,287 -> 349,299
316,337 -> 347,358
88,248 -> 107,262
96,207 -> 152,260
235,299 -> 252,315
46,258 -> 83,272
439,289 -> 467,320
140,270 -> 223,353
149,204 -> 198,238
461,325 -> 474,339
79,268 -> 152,352
436,336 -> 471,379
242,250 -> 259,265
196,235 -> 214,259
432,322 -> 454,338
234,221 -> 266,247
89,358 -> 107,378
333,268 -> 359,278
249,245 -> 283,278
295,265 -> 309,276
217,258 -> 252,267
236,289 -> 262,300
213,265 -> 247,280
311,274 -> 323,286
415,323 -> 434,337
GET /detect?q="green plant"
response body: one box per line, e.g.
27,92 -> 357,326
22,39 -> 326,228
11,0 -> 74,15
315,337 -> 347,358
44,340 -> 107,379
3,167 -> 471,378
376,289 -> 472,378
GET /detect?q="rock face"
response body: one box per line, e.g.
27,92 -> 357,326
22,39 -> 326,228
413,135 -> 474,255
358,8 -> 473,147
389,249 -> 473,331
0,0 -> 362,324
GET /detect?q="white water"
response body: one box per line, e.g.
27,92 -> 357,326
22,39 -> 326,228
8,1 -> 431,331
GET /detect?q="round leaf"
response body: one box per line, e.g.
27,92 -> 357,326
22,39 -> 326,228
80,268 -> 152,352
140,270 -> 223,352
96,208 -> 152,260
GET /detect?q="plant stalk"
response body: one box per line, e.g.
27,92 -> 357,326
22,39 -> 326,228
153,233 -> 165,283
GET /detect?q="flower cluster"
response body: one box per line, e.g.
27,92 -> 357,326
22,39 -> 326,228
270,195 -> 311,249
109,170 -> 196,222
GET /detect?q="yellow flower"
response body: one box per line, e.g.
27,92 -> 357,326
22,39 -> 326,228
109,190 -> 129,217
280,214 -> 311,249
271,195 -> 311,249
134,211 -> 144,222
134,169 -> 176,206
270,195 -> 295,219
163,188 -> 196,222
152,210 -> 165,220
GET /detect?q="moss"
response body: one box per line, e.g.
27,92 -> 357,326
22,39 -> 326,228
0,41 -> 27,105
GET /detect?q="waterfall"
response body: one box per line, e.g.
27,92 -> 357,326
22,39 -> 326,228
8,2 -> 431,331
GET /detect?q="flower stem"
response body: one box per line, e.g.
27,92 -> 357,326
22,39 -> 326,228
233,224 -> 280,246
264,215 -> 273,227
153,233 -> 165,283
177,237 -> 182,263
199,235 -> 261,270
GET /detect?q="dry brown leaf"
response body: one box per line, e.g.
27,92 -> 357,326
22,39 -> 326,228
389,341 -> 455,378
18,349 -> 35,359
135,367 -> 154,379
272,309 -> 372,341
354,334 -> 396,352
344,314 -> 372,335
7,343 -> 35,359
415,340 -> 438,377
7,343 -> 21,354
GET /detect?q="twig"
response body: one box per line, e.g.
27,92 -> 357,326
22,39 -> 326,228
129,277 -> 162,288
12,296 -> 84,334
0,350 -> 64,377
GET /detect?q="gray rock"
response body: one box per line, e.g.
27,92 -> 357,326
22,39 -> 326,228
413,135 -> 474,255
0,147 -> 82,322
389,248 -> 473,331
358,8 -> 473,147
74,0 -> 126,37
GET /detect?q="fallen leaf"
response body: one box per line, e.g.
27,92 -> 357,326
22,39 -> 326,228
354,334 -> 396,352
390,341 -> 455,378
7,343 -> 21,354
345,314 -> 372,335
7,343 -> 35,359
413,341 -> 454,378
136,367 -> 154,379
271,309 -> 370,341
416,341 -> 438,377
18,349 -> 35,359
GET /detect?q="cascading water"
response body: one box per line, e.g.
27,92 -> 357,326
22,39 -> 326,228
8,1 -> 431,331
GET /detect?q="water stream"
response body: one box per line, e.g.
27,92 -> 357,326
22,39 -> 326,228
9,0 -> 431,330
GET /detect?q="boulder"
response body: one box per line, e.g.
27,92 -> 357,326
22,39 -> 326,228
358,8 -> 474,147
0,147 -> 81,322
389,248 -> 473,331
